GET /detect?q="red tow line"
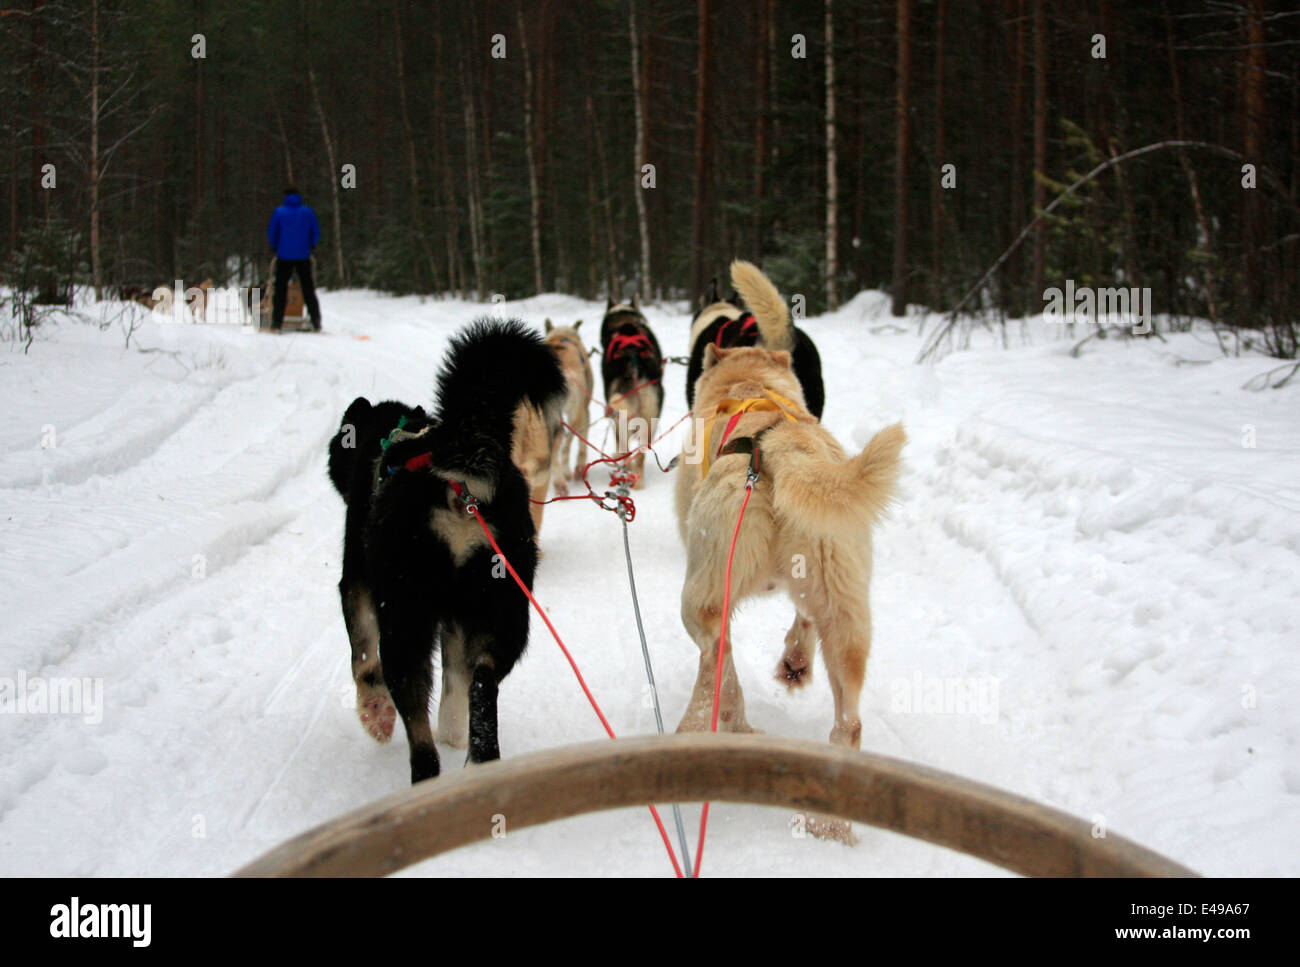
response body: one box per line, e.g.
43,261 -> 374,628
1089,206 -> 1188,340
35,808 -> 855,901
691,471 -> 757,878
462,496 -> 685,877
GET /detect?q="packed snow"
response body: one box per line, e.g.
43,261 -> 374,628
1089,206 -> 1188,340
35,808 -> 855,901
1,289 -> 1296,877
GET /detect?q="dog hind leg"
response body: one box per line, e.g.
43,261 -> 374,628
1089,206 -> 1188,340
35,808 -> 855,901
436,624 -> 471,749
677,598 -> 754,735
820,615 -> 868,750
378,605 -> 440,783
804,599 -> 869,845
340,581 -> 397,743
552,427 -> 571,497
467,662 -> 500,764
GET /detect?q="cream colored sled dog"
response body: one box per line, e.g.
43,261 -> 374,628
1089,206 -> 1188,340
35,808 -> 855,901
674,262 -> 905,839
543,318 -> 594,495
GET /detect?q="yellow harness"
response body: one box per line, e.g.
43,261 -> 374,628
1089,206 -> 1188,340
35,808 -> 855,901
699,390 -> 803,476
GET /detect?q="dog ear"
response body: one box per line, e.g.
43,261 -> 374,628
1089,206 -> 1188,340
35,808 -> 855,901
544,318 -> 553,333
699,277 -> 718,310
702,343 -> 728,370
573,318 -> 583,331
769,350 -> 793,369
342,396 -> 373,426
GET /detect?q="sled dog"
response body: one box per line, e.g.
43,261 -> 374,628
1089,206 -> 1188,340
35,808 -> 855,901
327,319 -> 566,783
543,318 -> 594,497
674,264 -> 905,839
598,295 -> 664,487
685,262 -> 825,419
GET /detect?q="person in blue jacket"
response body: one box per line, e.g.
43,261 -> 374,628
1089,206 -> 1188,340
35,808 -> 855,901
266,186 -> 322,331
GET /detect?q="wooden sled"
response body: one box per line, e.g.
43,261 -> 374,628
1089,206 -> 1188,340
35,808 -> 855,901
233,734 -> 1197,878
258,257 -> 312,332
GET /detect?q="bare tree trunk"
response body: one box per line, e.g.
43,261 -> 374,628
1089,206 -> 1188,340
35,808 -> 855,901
541,11 -> 567,292
931,0 -> 946,308
273,100 -> 295,185
1031,0 -> 1047,300
194,0 -> 204,266
1242,0 -> 1267,314
463,85 -> 486,301
90,0 -> 102,299
824,0 -> 838,311
9,140 -> 17,256
690,0 -> 713,300
754,0 -> 772,256
587,94 -> 618,299
518,5 -> 544,295
630,0 -> 651,297
306,62 -> 345,284
890,0 -> 912,317
393,2 -> 439,291
432,23 -> 462,297
1007,0 -> 1026,312
31,0 -> 48,222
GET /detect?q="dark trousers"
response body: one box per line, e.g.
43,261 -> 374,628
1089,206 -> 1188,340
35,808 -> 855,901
271,257 -> 322,330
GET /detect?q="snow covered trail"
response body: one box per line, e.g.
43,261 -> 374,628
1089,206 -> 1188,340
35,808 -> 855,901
1,291 -> 1296,877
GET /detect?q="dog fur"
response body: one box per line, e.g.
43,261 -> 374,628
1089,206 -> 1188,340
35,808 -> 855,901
674,279 -> 905,835
327,318 -> 567,784
685,262 -> 826,419
599,296 -> 664,488
544,318 -> 594,497
512,399 -> 555,534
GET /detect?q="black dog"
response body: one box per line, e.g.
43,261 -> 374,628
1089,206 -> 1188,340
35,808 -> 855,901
327,319 -> 567,783
598,296 -> 664,486
685,273 -> 825,419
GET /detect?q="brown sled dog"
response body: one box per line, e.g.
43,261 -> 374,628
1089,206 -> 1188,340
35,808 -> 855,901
543,318 -> 594,496
674,265 -> 905,839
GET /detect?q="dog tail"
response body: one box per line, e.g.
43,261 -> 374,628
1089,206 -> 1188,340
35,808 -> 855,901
433,317 -> 569,464
435,318 -> 567,415
328,396 -> 373,498
730,259 -> 793,351
770,423 -> 906,535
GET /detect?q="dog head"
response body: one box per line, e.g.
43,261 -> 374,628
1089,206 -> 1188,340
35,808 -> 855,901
544,319 -> 586,358
696,344 -> 808,415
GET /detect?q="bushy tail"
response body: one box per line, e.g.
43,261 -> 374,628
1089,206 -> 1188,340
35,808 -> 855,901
433,317 -> 568,425
730,259 -> 793,351
770,423 -> 906,536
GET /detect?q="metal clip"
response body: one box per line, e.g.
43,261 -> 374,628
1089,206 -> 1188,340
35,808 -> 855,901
450,481 -> 478,513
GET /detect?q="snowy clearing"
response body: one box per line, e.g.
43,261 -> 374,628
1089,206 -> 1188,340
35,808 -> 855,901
1,290 -> 1296,877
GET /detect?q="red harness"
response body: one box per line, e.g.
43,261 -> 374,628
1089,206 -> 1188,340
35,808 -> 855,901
713,313 -> 758,348
606,330 -> 657,360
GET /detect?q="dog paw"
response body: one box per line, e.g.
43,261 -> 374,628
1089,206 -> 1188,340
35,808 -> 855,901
436,724 -> 468,750
806,815 -> 858,846
357,687 -> 396,744
554,478 -> 569,497
775,654 -> 813,690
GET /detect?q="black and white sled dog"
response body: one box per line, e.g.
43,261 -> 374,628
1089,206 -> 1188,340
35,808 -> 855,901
599,295 -> 664,486
685,262 -> 825,419
327,319 -> 567,784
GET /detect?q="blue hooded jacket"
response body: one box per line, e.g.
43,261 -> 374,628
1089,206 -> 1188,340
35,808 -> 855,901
267,193 -> 321,261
